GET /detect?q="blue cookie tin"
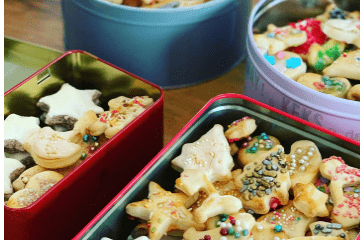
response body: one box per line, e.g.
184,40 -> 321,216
61,0 -> 250,88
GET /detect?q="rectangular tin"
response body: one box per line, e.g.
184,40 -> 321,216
4,50 -> 164,240
74,94 -> 360,240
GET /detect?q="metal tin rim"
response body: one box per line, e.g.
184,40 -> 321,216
247,0 -> 360,116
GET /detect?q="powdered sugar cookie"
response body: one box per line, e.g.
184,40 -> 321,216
234,145 -> 291,214
37,83 -> 104,130
309,221 -> 350,240
237,133 -> 281,167
183,213 -> 256,240
319,156 -> 360,229
7,171 -> 64,208
4,114 -> 41,153
4,157 -> 25,200
323,50 -> 360,80
24,127 -> 83,169
263,51 -> 307,80
253,23 -> 307,55
225,117 -> 257,143
307,39 -> 346,72
321,19 -> 360,48
347,84 -> 360,101
297,73 -> 351,98
126,182 -> 205,240
251,221 -> 290,240
285,140 -> 322,188
293,183 -> 329,218
257,200 -> 316,238
171,124 -> 234,183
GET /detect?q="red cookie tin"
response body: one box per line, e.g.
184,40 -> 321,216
4,46 -> 164,240
73,94 -> 360,240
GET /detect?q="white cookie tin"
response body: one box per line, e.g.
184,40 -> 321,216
244,0 -> 360,142
73,94 -> 360,240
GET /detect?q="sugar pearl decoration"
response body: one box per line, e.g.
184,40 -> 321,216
257,224 -> 263,231
220,222 -> 226,228
296,149 -> 302,154
226,223 -> 232,228
236,226 -> 242,232
235,220 -> 241,226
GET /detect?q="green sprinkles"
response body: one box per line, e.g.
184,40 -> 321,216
151,227 -> 156,233
158,218 -> 162,223
235,232 -> 241,238
242,229 -> 249,236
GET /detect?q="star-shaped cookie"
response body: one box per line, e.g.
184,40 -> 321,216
37,83 -> 104,128
171,124 -> 234,183
293,183 -> 329,218
126,182 -> 205,240
4,114 -> 41,153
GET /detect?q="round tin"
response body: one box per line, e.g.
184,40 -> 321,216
62,0 -> 250,89
245,0 -> 360,142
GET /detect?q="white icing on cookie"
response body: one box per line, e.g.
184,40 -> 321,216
4,157 -> 25,196
38,83 -> 104,120
4,114 -> 41,145
322,19 -> 360,47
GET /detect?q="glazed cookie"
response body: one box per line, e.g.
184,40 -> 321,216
234,145 -> 291,214
257,200 -> 316,238
126,182 -> 205,240
293,183 -> 329,218
183,213 -> 256,240
225,117 -> 257,143
263,51 -> 307,80
251,221 -> 290,240
321,19 -> 360,48
7,171 -> 64,208
309,221 -> 350,240
205,212 -> 255,231
4,157 -> 25,200
297,73 -> 351,98
37,83 -> 104,130
254,23 -> 307,55
323,50 -> 360,80
4,114 -> 41,153
24,127 -> 83,169
174,169 -> 243,223
307,39 -> 346,72
320,156 -> 360,228
171,124 -> 234,183
237,133 -> 281,167
285,140 -> 322,188
347,84 -> 360,101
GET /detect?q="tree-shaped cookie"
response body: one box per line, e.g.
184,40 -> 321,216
171,124 -> 234,183
126,182 -> 205,240
319,156 -> 360,228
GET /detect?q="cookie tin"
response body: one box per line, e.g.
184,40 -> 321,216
73,94 -> 360,240
244,0 -> 360,142
61,0 -> 250,89
4,50 -> 164,240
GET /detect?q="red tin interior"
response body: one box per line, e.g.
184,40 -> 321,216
4,50 -> 164,240
74,93 -> 360,239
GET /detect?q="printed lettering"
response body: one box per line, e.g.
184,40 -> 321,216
345,130 -> 354,139
301,108 -> 312,122
281,97 -> 290,112
313,113 -> 323,126
291,103 -> 300,118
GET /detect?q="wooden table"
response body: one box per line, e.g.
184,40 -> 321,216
4,0 -> 259,145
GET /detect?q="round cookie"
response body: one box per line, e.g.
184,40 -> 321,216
225,117 -> 257,143
346,84 -> 360,101
263,51 -> 307,80
297,73 -> 351,98
237,133 -> 281,167
321,18 -> 360,48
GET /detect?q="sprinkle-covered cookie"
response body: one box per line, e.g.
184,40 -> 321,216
237,133 -> 281,167
309,221 -> 350,240
234,145 -> 291,214
37,83 -> 104,130
323,50 -> 360,80
251,221 -> 290,240
171,124 -> 234,183
4,114 -> 41,153
225,117 -> 257,143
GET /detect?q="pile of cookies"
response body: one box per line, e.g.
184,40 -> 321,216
253,2 -> 360,101
105,0 -> 210,9
4,83 -> 153,208
123,117 -> 360,240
